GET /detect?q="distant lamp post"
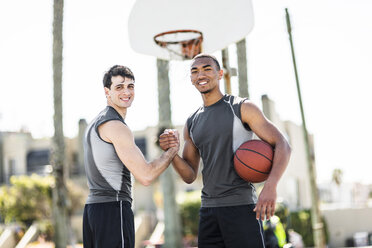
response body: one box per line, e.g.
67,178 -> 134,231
285,8 -> 326,248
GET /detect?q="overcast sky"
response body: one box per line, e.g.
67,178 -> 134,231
0,0 -> 371,184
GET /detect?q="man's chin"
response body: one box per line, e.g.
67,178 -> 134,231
201,89 -> 212,94
119,102 -> 132,108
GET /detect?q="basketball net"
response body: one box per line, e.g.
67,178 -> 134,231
154,30 -> 203,60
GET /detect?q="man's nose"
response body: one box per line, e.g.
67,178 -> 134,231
122,87 -> 131,94
198,70 -> 206,76
197,74 -> 208,81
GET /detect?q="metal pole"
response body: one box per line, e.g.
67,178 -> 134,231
157,59 -> 183,248
0,132 -> 4,184
221,48 -> 232,94
285,8 -> 326,248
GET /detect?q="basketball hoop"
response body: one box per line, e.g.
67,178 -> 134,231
154,30 -> 203,60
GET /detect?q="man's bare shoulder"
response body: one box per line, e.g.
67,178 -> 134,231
241,99 -> 261,114
99,120 -> 132,143
100,119 -> 126,128
183,120 -> 191,140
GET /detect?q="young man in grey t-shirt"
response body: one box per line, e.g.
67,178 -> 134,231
83,65 -> 179,248
160,54 -> 291,247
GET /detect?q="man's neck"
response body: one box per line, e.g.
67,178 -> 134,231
201,90 -> 224,107
107,102 -> 127,120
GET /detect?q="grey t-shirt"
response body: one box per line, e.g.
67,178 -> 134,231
187,95 -> 257,207
84,106 -> 132,204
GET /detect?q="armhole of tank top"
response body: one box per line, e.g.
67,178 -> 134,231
187,111 -> 201,153
188,116 -> 196,147
227,96 -> 251,131
227,95 -> 240,119
86,125 -> 93,147
227,96 -> 252,132
95,118 -> 123,145
238,98 -> 252,131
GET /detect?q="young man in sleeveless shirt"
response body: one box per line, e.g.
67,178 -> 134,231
83,65 -> 179,248
159,54 -> 291,248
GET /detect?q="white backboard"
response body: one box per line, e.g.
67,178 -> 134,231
128,0 -> 254,60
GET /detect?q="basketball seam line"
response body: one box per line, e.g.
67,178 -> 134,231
236,148 -> 273,162
235,154 -> 270,174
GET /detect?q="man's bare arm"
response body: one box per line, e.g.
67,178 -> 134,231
241,101 -> 291,220
159,126 -> 200,184
99,120 -> 179,186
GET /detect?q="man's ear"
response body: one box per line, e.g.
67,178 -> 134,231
104,87 -> 110,97
218,69 -> 223,80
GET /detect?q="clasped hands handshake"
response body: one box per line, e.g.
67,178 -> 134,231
159,129 -> 180,155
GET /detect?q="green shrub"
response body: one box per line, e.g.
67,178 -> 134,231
0,174 -> 53,225
0,174 -> 85,227
178,191 -> 201,237
288,209 -> 329,246
36,219 -> 54,241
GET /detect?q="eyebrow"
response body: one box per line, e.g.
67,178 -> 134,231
191,64 -> 213,70
114,83 -> 134,89
115,80 -> 135,85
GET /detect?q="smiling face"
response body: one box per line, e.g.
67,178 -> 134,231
190,57 -> 223,94
105,75 -> 135,110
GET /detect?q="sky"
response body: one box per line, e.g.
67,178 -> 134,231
0,0 -> 371,184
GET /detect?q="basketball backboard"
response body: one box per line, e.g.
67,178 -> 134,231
128,0 -> 254,60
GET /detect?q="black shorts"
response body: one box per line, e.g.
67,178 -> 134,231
198,204 -> 265,248
83,201 -> 134,248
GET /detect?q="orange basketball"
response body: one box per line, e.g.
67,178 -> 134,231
234,140 -> 274,183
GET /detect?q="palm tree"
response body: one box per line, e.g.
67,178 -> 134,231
331,168 -> 343,203
52,0 -> 69,247
332,168 -> 343,186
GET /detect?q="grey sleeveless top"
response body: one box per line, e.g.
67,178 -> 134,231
84,106 -> 132,204
187,95 -> 257,207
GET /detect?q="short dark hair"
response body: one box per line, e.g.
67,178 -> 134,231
192,53 -> 221,71
103,65 -> 135,88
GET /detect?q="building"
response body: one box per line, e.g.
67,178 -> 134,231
0,119 -> 88,184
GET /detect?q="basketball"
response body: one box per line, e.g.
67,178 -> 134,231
234,140 -> 274,183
